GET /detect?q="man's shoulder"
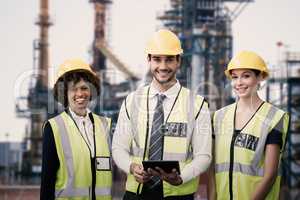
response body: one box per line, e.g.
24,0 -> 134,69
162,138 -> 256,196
126,85 -> 149,100
180,86 -> 206,101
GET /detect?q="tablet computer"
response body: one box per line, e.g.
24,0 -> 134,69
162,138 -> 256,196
142,160 -> 180,174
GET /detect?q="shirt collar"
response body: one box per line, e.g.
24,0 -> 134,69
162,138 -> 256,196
149,80 -> 181,99
69,107 -> 91,122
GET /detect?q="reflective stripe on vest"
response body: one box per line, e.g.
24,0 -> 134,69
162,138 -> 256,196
214,102 -> 289,200
53,114 -> 112,198
214,103 -> 285,167
216,162 -> 264,177
126,85 -> 205,196
215,162 -> 282,177
96,114 -> 112,158
130,146 -> 187,161
251,105 -> 279,166
129,86 -> 201,160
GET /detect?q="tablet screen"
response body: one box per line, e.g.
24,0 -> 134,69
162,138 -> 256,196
142,160 -> 180,174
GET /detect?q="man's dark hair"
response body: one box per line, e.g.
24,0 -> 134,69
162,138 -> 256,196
147,54 -> 180,61
53,70 -> 100,107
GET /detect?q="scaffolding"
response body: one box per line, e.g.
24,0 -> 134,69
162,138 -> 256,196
14,0 -> 56,181
158,0 -> 253,110
267,51 -> 300,198
89,0 -> 139,118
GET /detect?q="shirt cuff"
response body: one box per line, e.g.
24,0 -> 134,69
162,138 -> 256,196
180,170 -> 189,184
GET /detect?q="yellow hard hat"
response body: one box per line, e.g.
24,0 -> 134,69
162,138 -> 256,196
53,58 -> 100,106
54,58 -> 97,84
225,51 -> 269,79
145,29 -> 183,55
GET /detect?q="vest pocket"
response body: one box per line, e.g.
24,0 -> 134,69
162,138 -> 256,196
163,136 -> 187,161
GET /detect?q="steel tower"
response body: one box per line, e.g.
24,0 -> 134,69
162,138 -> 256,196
158,0 -> 253,110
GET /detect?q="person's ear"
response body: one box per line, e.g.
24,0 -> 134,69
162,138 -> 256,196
257,73 -> 265,82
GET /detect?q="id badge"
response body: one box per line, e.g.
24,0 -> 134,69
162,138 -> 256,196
164,122 -> 187,137
96,156 -> 111,171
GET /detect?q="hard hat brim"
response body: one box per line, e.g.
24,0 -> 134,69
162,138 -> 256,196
224,68 -> 269,79
145,49 -> 183,56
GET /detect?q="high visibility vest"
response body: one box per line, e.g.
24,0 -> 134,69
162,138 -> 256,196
48,111 -> 112,200
213,102 -> 289,200
124,85 -> 207,197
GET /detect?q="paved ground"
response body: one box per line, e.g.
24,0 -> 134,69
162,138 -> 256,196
0,185 -> 204,200
0,184 -> 124,200
0,185 -> 39,200
0,174 -> 205,200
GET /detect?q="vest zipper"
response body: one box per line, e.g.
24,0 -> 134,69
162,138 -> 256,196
91,114 -> 96,200
83,121 -> 92,147
229,130 -> 238,200
229,104 -> 238,200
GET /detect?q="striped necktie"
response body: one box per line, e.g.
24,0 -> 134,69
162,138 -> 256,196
149,94 -> 166,160
146,94 -> 166,190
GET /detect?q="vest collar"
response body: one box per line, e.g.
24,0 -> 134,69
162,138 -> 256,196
66,108 -> 94,124
149,80 -> 181,100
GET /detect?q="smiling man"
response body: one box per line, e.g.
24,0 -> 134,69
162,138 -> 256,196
112,29 -> 212,200
149,54 -> 179,90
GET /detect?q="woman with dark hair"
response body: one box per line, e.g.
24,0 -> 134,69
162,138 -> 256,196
40,59 -> 112,200
209,51 -> 289,200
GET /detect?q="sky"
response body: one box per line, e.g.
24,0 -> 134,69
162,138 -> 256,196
1,0 -> 300,141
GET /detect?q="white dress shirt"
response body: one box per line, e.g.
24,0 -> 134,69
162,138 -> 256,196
112,81 -> 212,183
69,108 -> 95,157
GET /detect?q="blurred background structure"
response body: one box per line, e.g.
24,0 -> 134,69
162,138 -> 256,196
267,50 -> 300,198
1,0 -> 300,199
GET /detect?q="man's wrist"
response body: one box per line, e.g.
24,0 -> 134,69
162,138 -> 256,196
129,162 -> 137,174
175,176 -> 183,185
